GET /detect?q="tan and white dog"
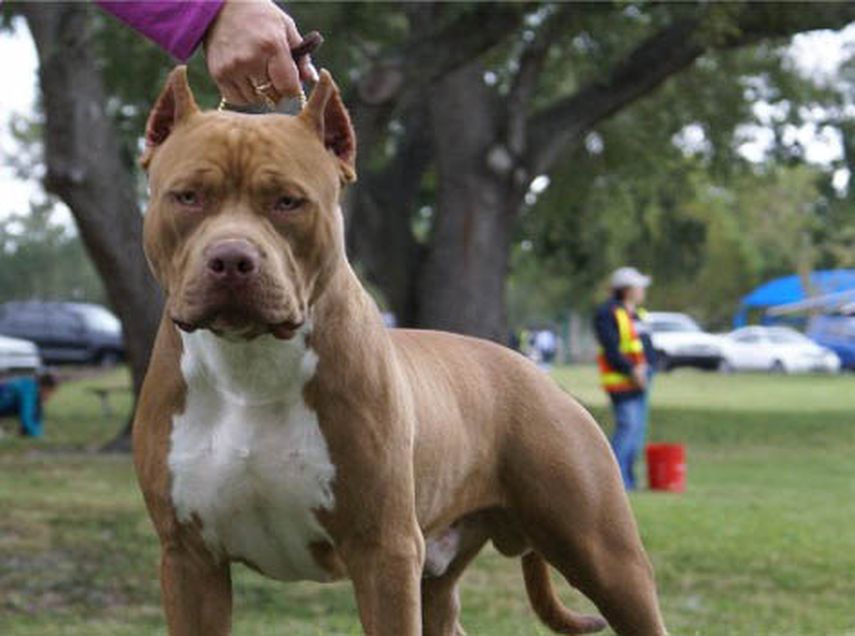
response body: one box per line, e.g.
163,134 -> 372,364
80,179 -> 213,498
133,66 -> 667,636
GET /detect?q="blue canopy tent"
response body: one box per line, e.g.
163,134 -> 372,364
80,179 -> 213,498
733,269 -> 855,327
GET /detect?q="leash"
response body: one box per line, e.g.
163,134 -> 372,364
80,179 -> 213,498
217,31 -> 323,113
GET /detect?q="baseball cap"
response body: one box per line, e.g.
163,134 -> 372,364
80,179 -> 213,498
610,266 -> 651,289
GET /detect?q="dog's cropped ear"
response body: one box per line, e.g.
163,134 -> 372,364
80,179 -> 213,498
140,66 -> 199,170
299,70 -> 357,184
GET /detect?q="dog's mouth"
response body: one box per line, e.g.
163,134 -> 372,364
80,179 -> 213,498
172,314 -> 304,341
170,268 -> 306,340
171,302 -> 304,341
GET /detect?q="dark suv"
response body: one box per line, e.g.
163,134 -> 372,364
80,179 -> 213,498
0,301 -> 124,365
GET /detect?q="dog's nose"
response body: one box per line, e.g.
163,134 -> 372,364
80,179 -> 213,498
205,239 -> 260,283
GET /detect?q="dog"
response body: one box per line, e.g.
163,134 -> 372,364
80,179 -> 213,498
133,66 -> 667,635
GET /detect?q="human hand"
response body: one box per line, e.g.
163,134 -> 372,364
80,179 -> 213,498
204,0 -> 319,105
631,363 -> 649,390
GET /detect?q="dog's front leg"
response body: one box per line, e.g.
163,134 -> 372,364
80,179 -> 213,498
341,530 -> 426,635
160,542 -> 232,636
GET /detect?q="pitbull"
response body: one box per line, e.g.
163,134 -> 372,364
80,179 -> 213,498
134,66 -> 667,635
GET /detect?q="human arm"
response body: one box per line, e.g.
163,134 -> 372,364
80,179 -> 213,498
96,1 -> 225,61
97,0 -> 317,105
629,364 -> 648,389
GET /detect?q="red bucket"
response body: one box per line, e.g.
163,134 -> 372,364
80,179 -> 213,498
645,443 -> 686,492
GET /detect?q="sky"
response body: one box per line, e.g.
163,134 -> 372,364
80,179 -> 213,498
1,18 -> 853,229
0,19 -> 47,225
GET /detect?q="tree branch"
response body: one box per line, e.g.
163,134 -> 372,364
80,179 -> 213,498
413,4 -> 527,86
527,14 -> 706,174
527,3 -> 855,175
506,4 -> 579,156
355,3 -> 526,106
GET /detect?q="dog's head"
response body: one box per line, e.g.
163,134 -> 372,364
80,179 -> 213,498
141,67 -> 356,340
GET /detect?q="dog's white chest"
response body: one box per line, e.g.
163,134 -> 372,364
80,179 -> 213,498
168,330 -> 336,582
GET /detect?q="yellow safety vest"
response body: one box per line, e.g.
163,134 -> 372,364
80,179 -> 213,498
598,306 -> 647,393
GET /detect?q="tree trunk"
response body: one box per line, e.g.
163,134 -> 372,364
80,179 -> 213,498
21,4 -> 162,450
344,99 -> 431,326
417,62 -> 517,342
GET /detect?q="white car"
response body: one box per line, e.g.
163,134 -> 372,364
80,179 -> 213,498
647,312 -> 722,371
719,326 -> 841,374
0,334 -> 42,373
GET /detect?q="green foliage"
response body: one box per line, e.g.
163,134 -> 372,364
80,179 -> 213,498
1,110 -> 104,304
513,35 -> 853,329
517,157 -> 850,329
92,10 -> 219,175
506,243 -> 574,328
0,200 -> 104,304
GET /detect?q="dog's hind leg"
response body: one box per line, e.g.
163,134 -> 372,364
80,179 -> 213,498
530,524 -> 665,636
505,395 -> 667,635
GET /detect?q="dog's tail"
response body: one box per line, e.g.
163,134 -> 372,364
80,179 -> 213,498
522,551 -> 608,634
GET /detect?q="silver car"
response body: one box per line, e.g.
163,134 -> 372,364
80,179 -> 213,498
0,334 -> 42,373
719,326 -> 841,374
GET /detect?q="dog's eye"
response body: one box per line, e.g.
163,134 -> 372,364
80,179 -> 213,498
173,191 -> 201,207
273,195 -> 304,213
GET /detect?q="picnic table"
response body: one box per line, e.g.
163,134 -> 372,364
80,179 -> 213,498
87,385 -> 131,417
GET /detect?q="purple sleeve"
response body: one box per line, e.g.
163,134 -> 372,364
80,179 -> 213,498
97,1 -> 226,61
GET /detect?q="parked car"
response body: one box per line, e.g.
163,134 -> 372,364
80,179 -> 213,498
647,311 -> 722,371
0,301 -> 124,366
807,315 -> 855,371
0,334 -> 42,373
719,326 -> 840,374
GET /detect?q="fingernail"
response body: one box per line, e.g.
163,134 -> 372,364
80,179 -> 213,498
307,62 -> 319,82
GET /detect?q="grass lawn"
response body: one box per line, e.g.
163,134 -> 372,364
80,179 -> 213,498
1,365 -> 853,635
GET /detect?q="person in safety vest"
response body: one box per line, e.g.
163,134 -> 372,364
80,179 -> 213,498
593,267 -> 656,490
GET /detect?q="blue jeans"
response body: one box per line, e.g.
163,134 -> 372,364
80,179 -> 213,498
609,390 -> 649,490
0,377 -> 43,437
